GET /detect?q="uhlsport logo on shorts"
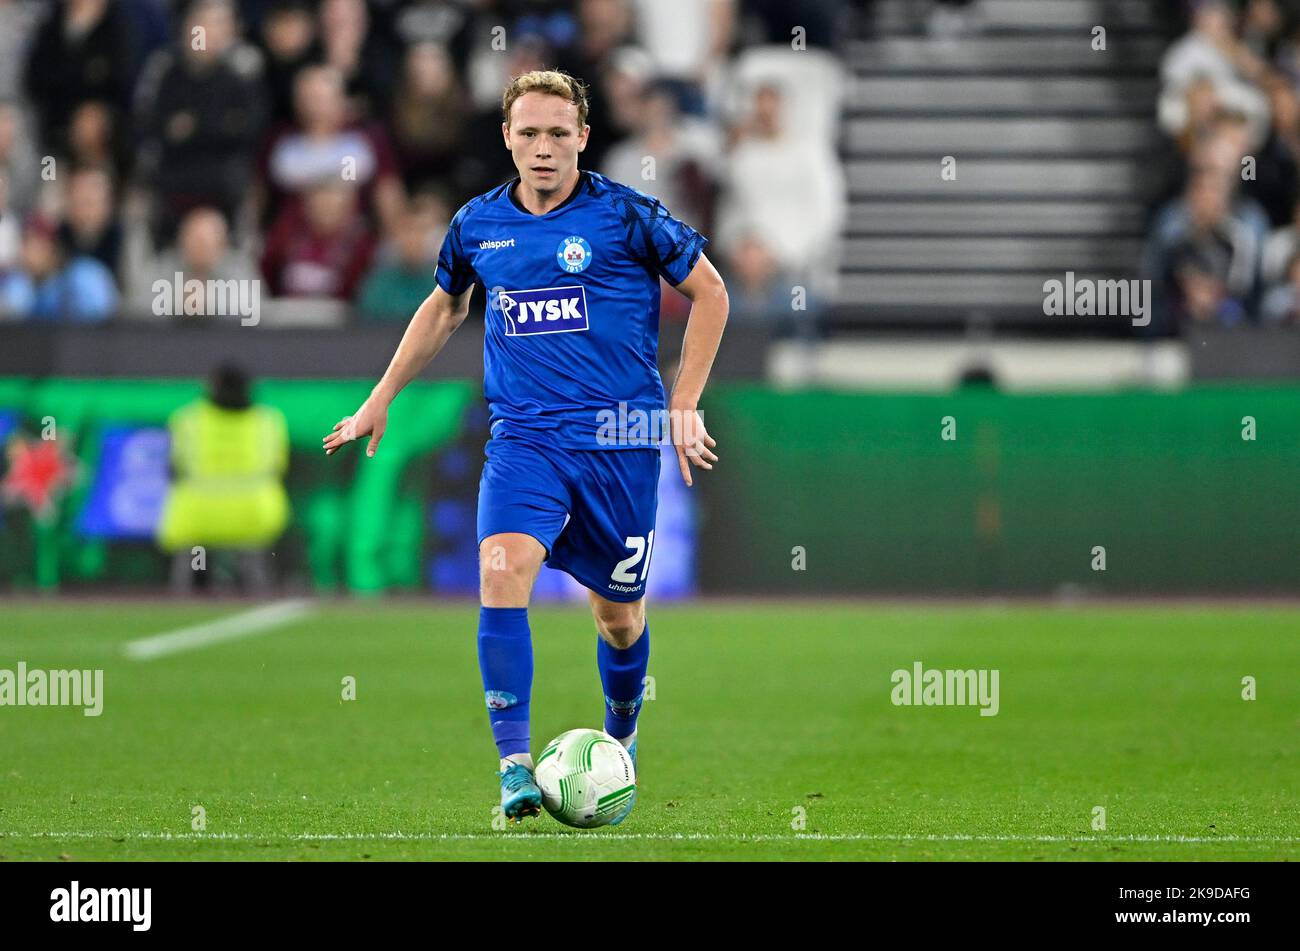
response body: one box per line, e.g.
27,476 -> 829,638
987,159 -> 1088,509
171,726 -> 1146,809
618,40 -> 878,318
496,285 -> 589,336
557,235 -> 592,273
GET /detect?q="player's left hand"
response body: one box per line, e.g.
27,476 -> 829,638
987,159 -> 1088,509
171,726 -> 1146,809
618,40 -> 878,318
670,405 -> 717,487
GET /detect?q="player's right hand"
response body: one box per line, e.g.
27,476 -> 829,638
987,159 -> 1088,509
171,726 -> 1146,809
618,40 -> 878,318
322,397 -> 389,457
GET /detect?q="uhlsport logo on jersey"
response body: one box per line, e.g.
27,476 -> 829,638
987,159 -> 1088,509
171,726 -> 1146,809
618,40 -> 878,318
557,235 -> 592,273
495,285 -> 589,336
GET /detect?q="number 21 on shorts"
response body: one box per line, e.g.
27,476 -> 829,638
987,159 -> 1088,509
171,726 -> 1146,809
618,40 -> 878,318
612,530 -> 655,583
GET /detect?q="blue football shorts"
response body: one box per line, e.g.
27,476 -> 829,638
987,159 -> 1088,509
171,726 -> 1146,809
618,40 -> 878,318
477,433 -> 662,602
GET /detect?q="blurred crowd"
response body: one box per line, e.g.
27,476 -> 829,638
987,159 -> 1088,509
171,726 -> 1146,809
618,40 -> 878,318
0,0 -> 849,329
1148,0 -> 1300,329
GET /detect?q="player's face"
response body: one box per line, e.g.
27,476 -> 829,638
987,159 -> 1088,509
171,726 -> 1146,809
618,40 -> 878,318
503,92 -> 589,195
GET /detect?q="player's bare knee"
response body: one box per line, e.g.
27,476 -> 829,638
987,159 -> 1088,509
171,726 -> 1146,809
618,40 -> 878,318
479,535 -> 540,606
479,562 -> 530,604
480,570 -> 529,607
593,601 -> 645,649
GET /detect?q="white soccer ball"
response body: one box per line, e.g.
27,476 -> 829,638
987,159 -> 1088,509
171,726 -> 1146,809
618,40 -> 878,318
535,728 -> 636,828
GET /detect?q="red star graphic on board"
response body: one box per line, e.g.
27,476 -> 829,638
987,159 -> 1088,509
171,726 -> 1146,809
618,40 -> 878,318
2,436 -> 77,521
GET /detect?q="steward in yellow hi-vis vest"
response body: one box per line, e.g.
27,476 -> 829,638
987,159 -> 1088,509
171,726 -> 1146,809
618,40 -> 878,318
157,365 -> 290,553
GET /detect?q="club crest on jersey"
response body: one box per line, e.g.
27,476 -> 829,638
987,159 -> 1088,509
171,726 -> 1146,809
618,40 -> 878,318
557,235 -> 592,273
495,285 -> 589,336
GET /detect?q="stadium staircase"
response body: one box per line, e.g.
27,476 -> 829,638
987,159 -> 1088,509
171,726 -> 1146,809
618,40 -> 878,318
836,0 -> 1174,330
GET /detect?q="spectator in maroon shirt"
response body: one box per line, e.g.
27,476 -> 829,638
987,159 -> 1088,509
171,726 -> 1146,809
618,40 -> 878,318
258,64 -> 405,236
260,179 -> 376,300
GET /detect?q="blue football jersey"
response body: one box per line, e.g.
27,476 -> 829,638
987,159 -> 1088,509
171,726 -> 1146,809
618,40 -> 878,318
435,170 -> 707,449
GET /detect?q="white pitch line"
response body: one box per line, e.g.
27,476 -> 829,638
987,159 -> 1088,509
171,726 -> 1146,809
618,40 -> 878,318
123,599 -> 314,661
4,832 -> 1297,844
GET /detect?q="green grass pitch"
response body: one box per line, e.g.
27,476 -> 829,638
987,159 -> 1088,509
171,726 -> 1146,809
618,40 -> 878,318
1,601 -> 1296,861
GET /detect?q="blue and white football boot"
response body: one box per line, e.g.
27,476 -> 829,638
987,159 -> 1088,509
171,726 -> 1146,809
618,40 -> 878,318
609,738 -> 638,826
498,762 -> 542,822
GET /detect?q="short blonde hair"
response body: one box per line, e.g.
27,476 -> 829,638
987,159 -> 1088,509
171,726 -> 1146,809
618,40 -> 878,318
502,69 -> 589,128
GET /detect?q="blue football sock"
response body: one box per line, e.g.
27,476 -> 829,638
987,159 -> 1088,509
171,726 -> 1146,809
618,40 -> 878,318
478,606 -> 532,759
597,624 -> 649,739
